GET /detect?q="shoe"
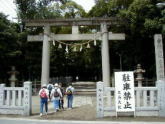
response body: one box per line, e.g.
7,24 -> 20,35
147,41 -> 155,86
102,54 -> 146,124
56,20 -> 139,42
40,113 -> 43,116
45,112 -> 47,115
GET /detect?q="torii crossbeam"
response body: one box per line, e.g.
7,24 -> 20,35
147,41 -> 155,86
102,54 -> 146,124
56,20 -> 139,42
24,18 -> 125,86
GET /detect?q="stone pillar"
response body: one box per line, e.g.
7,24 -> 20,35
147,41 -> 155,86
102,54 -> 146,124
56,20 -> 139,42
157,80 -> 165,117
0,84 -> 5,106
72,26 -> 79,34
41,25 -> 50,85
154,34 -> 165,81
24,81 -> 32,116
97,81 -> 104,118
101,23 -> 110,87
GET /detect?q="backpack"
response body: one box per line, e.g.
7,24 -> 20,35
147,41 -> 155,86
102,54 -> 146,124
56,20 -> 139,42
40,89 -> 47,98
48,84 -> 52,91
54,89 -> 59,97
67,88 -> 72,95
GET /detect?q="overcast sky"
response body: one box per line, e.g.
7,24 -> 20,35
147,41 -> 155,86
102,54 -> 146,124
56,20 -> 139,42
0,0 -> 95,22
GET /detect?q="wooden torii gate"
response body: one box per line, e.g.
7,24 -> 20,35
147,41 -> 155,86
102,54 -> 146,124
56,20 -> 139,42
24,18 -> 125,86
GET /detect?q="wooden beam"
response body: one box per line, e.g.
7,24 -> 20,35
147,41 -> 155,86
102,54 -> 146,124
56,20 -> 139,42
27,33 -> 125,42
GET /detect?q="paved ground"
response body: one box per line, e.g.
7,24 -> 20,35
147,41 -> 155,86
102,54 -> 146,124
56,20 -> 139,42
0,95 -> 165,122
32,95 -> 96,115
0,118 -> 165,124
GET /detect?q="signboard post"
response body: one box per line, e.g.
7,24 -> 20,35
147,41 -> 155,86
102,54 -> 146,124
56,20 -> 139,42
115,71 -> 135,117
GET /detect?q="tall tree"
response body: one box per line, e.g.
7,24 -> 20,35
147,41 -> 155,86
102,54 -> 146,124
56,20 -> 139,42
0,13 -> 20,83
60,1 -> 86,18
116,0 -> 163,78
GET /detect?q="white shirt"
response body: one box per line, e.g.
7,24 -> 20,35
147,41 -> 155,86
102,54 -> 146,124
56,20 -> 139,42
66,86 -> 74,94
51,87 -> 62,100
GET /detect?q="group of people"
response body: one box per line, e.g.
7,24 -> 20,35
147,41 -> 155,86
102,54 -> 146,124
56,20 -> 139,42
38,83 -> 74,116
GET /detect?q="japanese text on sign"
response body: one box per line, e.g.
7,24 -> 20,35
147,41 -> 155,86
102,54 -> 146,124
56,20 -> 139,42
115,72 -> 135,112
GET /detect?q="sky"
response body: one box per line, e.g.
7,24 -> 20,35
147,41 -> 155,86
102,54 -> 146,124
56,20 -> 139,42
0,0 -> 95,22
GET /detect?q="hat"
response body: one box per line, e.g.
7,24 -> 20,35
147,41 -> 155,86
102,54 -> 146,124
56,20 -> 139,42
54,83 -> 58,87
42,84 -> 47,88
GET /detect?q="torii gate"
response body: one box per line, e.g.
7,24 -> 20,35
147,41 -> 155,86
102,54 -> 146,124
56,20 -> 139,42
25,18 -> 125,86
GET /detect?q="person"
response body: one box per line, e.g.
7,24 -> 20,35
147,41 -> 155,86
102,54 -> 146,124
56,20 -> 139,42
66,84 -> 74,109
39,84 -> 49,116
51,83 -> 62,112
47,83 -> 53,101
58,83 -> 65,109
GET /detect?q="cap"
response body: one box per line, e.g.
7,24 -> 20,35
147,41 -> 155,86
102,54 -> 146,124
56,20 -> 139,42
42,84 -> 47,88
54,83 -> 58,87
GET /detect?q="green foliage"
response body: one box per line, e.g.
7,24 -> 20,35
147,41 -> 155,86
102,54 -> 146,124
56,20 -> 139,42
88,0 -> 108,17
0,13 -> 21,82
0,0 -> 164,83
60,1 -> 86,18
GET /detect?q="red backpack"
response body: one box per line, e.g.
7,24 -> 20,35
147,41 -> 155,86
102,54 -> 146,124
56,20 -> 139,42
40,89 -> 47,98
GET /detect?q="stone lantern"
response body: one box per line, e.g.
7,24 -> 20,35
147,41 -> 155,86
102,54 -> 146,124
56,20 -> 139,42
134,64 -> 145,87
8,66 -> 19,87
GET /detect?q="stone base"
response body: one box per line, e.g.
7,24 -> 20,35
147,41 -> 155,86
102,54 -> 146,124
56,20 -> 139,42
103,110 -> 159,117
0,108 -> 24,115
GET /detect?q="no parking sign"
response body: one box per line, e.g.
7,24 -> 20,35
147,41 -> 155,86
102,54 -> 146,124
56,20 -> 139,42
115,71 -> 135,114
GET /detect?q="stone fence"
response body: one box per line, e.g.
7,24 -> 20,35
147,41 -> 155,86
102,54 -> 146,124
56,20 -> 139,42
0,81 -> 32,116
97,80 -> 165,118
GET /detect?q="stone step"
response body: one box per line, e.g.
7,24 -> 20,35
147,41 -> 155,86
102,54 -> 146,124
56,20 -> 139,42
74,86 -> 96,89
74,89 -> 96,95
72,82 -> 96,95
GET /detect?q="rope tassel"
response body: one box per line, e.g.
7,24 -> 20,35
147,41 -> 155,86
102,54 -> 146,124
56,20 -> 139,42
53,40 -> 55,46
87,43 -> 90,48
80,45 -> 82,52
58,43 -> 62,49
94,40 -> 97,46
65,45 -> 69,53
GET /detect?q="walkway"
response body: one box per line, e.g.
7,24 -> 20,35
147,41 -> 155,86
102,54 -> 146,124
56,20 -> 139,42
32,95 -> 96,115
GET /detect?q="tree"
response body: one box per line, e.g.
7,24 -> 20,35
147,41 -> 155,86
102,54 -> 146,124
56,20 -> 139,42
60,1 -> 86,18
88,0 -> 133,17
10,0 -> 164,82
0,13 -> 20,83
116,0 -> 163,78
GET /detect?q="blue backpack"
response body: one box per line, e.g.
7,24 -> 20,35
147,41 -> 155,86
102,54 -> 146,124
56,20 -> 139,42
48,84 -> 52,91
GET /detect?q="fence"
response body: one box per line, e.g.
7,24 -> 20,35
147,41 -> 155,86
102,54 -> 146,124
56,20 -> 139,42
97,81 -> 165,117
0,81 -> 32,116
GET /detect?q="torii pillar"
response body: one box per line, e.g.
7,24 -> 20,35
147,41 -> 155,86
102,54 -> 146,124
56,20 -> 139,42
101,23 -> 110,87
41,25 -> 50,85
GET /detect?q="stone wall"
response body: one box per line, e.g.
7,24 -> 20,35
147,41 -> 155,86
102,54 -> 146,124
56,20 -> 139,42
0,81 -> 32,116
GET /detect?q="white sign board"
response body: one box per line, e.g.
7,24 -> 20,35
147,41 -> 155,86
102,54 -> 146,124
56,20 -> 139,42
115,71 -> 135,112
